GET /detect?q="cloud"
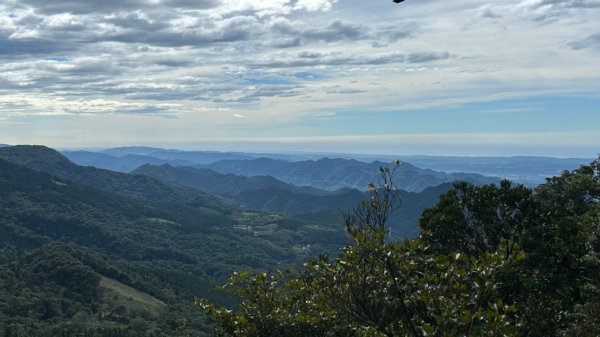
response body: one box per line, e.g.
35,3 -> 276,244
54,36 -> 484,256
302,20 -> 368,42
570,33 -> 600,49
406,52 -> 451,63
0,0 -> 598,152
326,88 -> 366,94
19,0 -> 221,15
0,37 -> 75,56
250,50 -> 450,68
0,94 -> 182,117
515,0 -> 600,21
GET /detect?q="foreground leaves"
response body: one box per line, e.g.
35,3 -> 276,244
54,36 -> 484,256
200,162 -> 521,337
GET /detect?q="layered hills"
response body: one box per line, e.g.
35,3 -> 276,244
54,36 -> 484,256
131,163 -> 452,237
0,146 -> 220,208
0,148 -> 349,336
63,148 -> 498,192
201,157 -> 497,192
62,147 -> 591,187
2,144 -> 565,336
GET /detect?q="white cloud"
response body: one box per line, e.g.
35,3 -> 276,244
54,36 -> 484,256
294,0 -> 337,12
0,0 -> 598,154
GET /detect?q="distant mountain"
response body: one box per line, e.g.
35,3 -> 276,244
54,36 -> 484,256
133,163 -> 363,212
133,163 -> 453,238
0,145 -> 219,207
101,146 -> 166,156
79,146 -> 593,186
274,182 -> 455,238
146,149 -> 254,164
132,164 -> 333,196
102,147 -> 255,165
0,144 -> 8,148
393,155 -> 593,186
62,150 -> 196,173
202,157 -> 498,192
132,163 -> 365,222
62,148 -> 257,171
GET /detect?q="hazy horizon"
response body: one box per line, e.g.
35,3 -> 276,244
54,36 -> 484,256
1,141 -> 597,159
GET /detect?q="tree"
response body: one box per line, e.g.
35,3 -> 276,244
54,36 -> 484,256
419,156 -> 600,337
519,156 -> 600,336
419,180 -> 535,258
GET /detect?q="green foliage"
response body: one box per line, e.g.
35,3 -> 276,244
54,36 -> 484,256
0,155 -> 347,336
420,180 -> 535,257
201,242 -> 521,337
419,156 -> 600,336
3,144 -> 600,337
201,162 -> 521,337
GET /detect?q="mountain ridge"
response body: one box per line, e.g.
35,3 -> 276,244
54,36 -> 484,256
0,153 -> 349,335
132,163 -> 455,238
62,147 -> 591,186
0,145 -> 220,207
201,157 -> 498,192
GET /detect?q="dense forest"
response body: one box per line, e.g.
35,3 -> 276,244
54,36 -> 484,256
1,145 -> 599,336
202,158 -> 600,337
0,149 -> 349,336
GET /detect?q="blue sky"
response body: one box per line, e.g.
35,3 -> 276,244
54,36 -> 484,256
0,0 -> 599,156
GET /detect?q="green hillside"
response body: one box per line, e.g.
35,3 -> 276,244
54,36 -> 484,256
0,146 -> 220,208
133,163 -> 452,238
0,157 -> 348,336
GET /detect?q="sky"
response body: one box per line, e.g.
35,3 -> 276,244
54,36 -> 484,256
0,0 -> 599,157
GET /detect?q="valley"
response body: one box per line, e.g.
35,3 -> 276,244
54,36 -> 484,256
0,144 -> 596,336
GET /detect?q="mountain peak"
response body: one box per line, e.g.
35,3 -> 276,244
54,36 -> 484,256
0,145 -> 75,170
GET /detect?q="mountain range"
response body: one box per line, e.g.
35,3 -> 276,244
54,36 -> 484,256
62,149 -> 498,192
1,145 -> 460,237
61,147 -> 589,187
0,148 -> 350,336
0,143 -> 593,336
0,146 -> 220,208
200,157 -> 497,192
131,163 -> 453,238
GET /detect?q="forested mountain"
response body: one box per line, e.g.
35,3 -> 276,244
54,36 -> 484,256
132,163 -> 366,217
4,143 -> 596,337
62,149 -> 255,173
63,147 -> 498,192
202,157 -> 497,192
0,146 -> 220,207
132,163 -> 452,238
62,147 -> 588,187
0,156 -> 349,336
131,164 -> 329,196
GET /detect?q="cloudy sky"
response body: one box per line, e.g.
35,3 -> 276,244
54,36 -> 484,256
1,0 -> 599,156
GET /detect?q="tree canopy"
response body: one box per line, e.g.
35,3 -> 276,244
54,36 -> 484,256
201,157 -> 600,337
